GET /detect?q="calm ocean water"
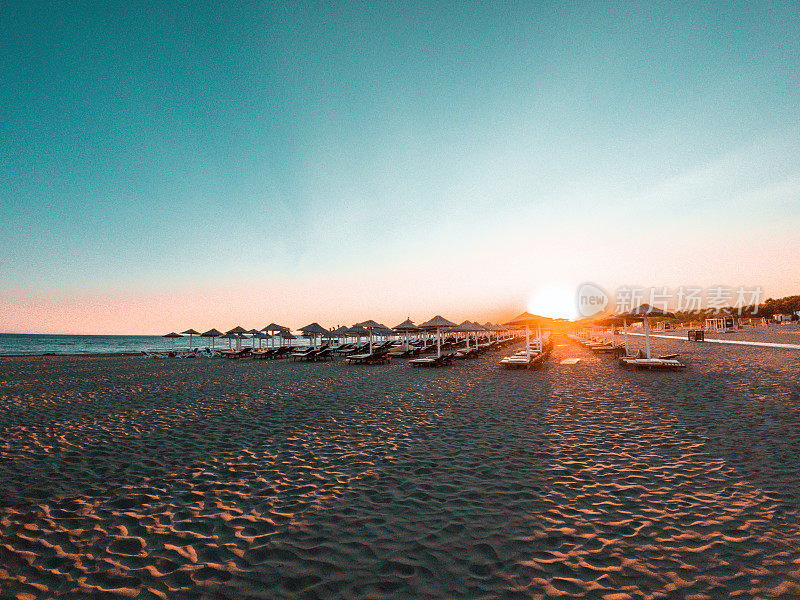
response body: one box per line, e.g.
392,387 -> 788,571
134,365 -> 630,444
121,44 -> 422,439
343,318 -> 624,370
0,333 -> 278,355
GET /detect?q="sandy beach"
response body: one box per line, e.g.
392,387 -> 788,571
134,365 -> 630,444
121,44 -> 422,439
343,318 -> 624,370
2,340 -> 800,599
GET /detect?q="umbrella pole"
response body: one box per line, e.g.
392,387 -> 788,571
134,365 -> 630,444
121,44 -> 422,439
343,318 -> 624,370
436,327 -> 441,358
623,320 -> 629,356
526,325 -> 530,361
644,316 -> 652,358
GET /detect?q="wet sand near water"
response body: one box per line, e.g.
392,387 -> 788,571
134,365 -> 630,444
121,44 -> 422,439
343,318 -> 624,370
1,342 -> 800,599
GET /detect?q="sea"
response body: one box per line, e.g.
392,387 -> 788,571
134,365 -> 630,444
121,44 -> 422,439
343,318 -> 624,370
0,333 -> 283,356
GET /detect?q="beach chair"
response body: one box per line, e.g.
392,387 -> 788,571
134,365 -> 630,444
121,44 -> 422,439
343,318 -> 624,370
223,348 -> 252,360
311,347 -> 335,361
142,350 -> 168,359
346,344 -> 392,364
500,353 -> 546,369
197,347 -> 220,358
408,352 -> 454,367
619,350 -> 686,370
291,347 -> 318,361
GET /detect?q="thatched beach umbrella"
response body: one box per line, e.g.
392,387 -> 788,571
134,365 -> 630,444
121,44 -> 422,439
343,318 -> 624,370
330,325 -> 351,342
504,312 -> 544,361
299,322 -> 328,349
163,331 -> 182,350
253,332 -> 272,349
220,332 -> 241,350
419,315 -> 457,358
393,318 -> 419,350
280,330 -> 297,347
226,326 -> 249,351
594,314 -> 625,354
201,328 -> 223,349
617,304 -> 676,359
454,321 -> 482,352
262,323 -> 290,348
181,329 -> 200,349
356,320 -> 383,353
347,325 -> 370,346
247,329 -> 261,348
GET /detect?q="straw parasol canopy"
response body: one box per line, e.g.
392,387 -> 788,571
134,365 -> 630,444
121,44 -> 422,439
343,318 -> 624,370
393,318 -> 419,331
616,304 -> 676,358
181,329 -> 199,349
201,328 -> 223,349
330,325 -> 351,338
618,304 -> 676,319
163,331 -> 182,350
419,315 -> 457,357
393,318 -> 419,349
503,312 -> 543,328
299,322 -> 327,334
224,327 -> 249,350
454,320 -> 483,332
356,320 -> 384,352
356,319 -> 382,328
504,312 -> 546,360
346,325 -> 370,345
253,332 -> 271,348
299,323 -> 327,348
454,320 -> 483,351
419,315 -> 457,329
262,323 -> 290,333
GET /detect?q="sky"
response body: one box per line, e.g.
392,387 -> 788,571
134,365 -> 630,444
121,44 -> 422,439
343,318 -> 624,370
1,1 -> 799,334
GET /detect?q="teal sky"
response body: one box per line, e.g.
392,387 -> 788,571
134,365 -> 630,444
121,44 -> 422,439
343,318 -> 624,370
1,1 -> 799,332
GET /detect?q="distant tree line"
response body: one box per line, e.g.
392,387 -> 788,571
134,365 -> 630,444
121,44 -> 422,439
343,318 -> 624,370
669,295 -> 800,323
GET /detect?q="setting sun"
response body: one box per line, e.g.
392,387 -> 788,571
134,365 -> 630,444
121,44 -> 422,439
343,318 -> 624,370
527,284 -> 578,320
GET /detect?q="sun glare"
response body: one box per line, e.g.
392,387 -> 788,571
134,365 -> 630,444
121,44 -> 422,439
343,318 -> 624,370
527,284 -> 578,320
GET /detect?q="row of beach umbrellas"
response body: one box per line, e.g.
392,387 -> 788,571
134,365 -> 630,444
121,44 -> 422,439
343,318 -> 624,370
163,316 -> 523,355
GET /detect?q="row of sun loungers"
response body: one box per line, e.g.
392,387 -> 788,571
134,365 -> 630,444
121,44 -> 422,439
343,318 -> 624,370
568,334 -> 686,370
345,342 -> 394,364
408,352 -> 455,367
499,337 -> 553,369
142,335 -> 518,368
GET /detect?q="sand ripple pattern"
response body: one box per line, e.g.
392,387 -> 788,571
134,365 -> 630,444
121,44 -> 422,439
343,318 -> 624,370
1,344 -> 800,599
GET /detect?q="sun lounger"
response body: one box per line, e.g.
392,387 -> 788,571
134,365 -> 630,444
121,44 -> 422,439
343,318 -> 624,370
624,357 -> 686,370
408,352 -> 454,367
142,350 -> 168,359
309,347 -> 334,361
291,347 -> 318,361
388,346 -> 422,357
222,348 -> 252,360
346,345 -> 392,364
500,352 -> 547,369
619,350 -> 685,370
454,346 -> 479,359
591,343 -> 625,354
196,347 -> 221,358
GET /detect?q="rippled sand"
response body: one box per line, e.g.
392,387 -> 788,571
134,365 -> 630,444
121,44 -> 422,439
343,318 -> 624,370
1,338 -> 800,599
